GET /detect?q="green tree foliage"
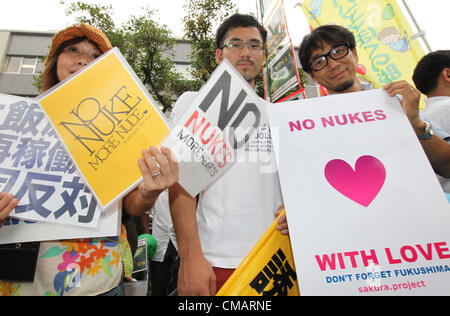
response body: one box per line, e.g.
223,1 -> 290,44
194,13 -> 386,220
182,0 -> 237,90
182,0 -> 297,99
119,8 -> 192,112
46,1 -> 194,112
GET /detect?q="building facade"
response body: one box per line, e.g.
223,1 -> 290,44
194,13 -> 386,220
0,30 -> 52,96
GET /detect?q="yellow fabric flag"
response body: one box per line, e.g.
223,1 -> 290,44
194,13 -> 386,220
301,0 -> 425,89
216,210 -> 300,296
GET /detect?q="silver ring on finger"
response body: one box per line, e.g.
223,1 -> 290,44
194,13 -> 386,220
151,172 -> 161,180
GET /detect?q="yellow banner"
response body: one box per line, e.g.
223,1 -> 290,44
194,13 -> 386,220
301,0 -> 425,89
216,210 -> 300,296
38,49 -> 170,208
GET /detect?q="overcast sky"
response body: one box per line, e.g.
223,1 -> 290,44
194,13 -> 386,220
0,0 -> 448,51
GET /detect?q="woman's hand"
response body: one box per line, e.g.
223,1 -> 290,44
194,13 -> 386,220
137,146 -> 179,202
123,146 -> 179,216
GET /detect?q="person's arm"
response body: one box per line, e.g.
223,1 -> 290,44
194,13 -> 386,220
421,138 -> 450,178
169,183 -> 216,296
123,146 -> 178,217
0,192 -> 19,229
384,81 -> 450,178
140,214 -> 150,235
415,124 -> 450,178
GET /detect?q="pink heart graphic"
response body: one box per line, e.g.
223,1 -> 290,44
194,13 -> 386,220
324,155 -> 386,207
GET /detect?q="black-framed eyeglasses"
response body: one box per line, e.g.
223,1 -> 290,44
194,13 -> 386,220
308,43 -> 350,71
221,39 -> 265,51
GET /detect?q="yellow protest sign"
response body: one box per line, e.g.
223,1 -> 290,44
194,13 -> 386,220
38,48 -> 170,208
216,210 -> 300,296
301,0 -> 425,89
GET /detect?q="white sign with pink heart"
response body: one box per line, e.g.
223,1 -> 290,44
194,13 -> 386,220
268,89 -> 450,296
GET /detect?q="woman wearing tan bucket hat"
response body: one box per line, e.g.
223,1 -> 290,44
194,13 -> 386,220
0,23 -> 178,296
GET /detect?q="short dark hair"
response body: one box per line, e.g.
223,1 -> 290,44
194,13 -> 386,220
298,24 -> 356,73
216,13 -> 267,49
413,50 -> 450,95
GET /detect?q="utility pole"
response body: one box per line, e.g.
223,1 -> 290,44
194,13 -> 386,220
401,0 -> 432,53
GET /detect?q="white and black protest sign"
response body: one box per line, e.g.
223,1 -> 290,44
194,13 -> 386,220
163,59 -> 267,196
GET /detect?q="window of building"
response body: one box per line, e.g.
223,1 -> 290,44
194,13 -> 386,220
175,63 -> 193,80
4,56 -> 21,73
4,56 -> 38,74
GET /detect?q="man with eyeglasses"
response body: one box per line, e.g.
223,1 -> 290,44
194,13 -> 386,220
215,17 -> 266,87
168,14 -> 286,296
299,24 -> 450,178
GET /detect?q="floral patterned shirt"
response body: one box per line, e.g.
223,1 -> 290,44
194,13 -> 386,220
0,225 -> 131,296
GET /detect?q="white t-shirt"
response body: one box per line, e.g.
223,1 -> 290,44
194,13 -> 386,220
424,96 -> 450,135
424,96 -> 450,193
151,190 -> 177,262
170,92 -> 283,268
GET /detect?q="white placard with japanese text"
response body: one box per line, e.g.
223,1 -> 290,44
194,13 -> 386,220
0,94 -> 102,227
0,201 -> 121,245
